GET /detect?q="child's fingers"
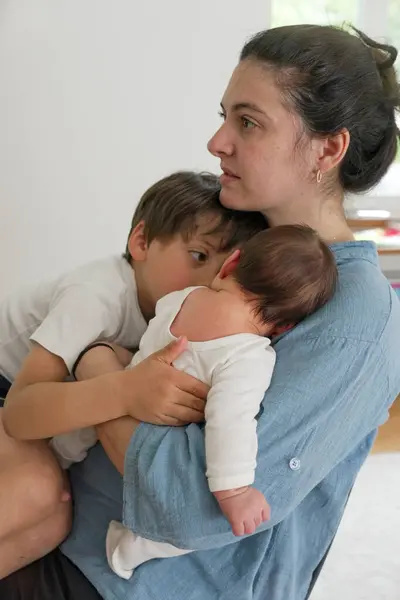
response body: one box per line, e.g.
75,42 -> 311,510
244,518 -> 256,536
262,507 -> 270,522
254,513 -> 262,528
232,520 -> 245,537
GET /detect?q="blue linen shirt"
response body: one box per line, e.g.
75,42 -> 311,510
62,241 -> 400,600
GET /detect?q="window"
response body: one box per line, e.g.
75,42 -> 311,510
267,0 -> 400,208
271,0 -> 357,29
388,0 -> 400,65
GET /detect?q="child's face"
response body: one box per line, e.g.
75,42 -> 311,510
133,219 -> 233,319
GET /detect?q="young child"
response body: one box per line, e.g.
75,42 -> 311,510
83,225 -> 338,580
1,171 -> 266,455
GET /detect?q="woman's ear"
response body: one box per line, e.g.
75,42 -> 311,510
219,248 -> 241,279
314,128 -> 350,176
127,221 -> 148,262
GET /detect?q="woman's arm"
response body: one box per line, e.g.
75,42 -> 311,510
76,338 -> 207,474
120,335 -> 389,550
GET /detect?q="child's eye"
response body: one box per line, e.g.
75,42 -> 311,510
241,116 -> 256,130
190,251 -> 208,264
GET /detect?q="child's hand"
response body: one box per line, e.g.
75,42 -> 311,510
214,486 -> 270,536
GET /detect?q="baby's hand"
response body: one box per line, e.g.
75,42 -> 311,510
214,487 -> 270,536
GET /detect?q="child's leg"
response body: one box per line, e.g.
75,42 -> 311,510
0,497 -> 72,578
106,521 -> 192,580
0,409 -> 72,578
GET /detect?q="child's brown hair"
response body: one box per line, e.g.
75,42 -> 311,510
124,171 -> 267,262
234,225 -> 337,326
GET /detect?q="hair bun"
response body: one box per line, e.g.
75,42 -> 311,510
353,26 -> 400,106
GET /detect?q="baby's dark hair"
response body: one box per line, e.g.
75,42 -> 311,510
241,24 -> 399,193
234,225 -> 337,326
123,171 -> 267,263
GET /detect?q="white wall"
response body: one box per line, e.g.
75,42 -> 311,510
0,0 -> 266,294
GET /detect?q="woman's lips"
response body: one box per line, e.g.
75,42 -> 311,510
220,167 -> 240,185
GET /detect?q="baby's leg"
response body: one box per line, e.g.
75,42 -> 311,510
106,521 -> 192,580
0,409 -> 72,578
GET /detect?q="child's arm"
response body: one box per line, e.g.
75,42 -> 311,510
205,346 -> 275,535
3,343 -> 128,439
3,280 -> 134,439
3,338 -> 207,440
73,343 -> 133,380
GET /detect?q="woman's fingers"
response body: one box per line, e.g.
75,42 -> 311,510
175,393 -> 206,413
163,401 -> 205,425
173,370 -> 209,399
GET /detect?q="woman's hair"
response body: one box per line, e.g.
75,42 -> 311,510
241,24 -> 400,193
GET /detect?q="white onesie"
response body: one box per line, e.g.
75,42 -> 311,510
106,286 -> 276,579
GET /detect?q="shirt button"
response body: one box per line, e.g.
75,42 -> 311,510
289,457 -> 301,471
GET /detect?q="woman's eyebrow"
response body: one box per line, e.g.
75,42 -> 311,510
220,101 -> 267,117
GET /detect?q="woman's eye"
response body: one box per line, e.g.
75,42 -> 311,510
218,110 -> 226,120
241,116 -> 256,129
190,251 -> 208,263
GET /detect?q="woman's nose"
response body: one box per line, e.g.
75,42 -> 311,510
207,124 -> 234,157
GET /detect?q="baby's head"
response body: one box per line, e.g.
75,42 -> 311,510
214,225 -> 338,334
124,171 -> 266,320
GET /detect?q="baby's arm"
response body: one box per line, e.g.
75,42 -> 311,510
206,347 -> 275,536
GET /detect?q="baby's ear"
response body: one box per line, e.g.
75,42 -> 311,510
128,221 -> 148,261
219,249 -> 241,279
271,323 -> 294,338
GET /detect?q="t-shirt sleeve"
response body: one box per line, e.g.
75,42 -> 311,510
205,345 -> 275,492
30,284 -> 121,372
122,334 -> 389,550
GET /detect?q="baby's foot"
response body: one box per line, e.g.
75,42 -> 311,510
106,520 -> 137,580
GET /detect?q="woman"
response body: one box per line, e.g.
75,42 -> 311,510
2,23 -> 400,600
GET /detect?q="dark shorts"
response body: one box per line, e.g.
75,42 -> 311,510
0,549 -> 102,600
0,374 -> 11,400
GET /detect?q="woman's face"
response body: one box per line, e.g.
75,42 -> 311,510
207,60 -> 315,213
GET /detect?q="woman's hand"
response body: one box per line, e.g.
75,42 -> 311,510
116,337 -> 208,426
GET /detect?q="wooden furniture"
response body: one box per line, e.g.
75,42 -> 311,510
348,218 -> 400,453
347,217 -> 400,257
373,396 -> 400,453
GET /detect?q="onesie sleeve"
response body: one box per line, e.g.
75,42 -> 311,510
205,343 -> 275,491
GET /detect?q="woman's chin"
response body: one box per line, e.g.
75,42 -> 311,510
220,187 -> 259,212
219,187 -> 245,210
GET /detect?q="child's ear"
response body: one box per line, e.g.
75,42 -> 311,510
219,249 -> 241,279
127,221 -> 148,261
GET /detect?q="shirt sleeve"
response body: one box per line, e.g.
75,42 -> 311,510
122,333 -> 388,550
30,284 -> 121,372
205,345 -> 275,492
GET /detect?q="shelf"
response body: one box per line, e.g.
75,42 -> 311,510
347,218 -> 389,231
377,248 -> 400,255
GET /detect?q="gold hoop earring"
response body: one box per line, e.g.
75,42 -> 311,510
316,170 -> 322,184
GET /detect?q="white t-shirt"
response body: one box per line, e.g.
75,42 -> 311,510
50,285 -> 275,482
132,286 -> 276,491
0,256 -> 146,381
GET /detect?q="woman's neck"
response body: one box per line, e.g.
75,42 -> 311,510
264,191 -> 354,244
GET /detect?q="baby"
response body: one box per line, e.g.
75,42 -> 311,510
104,224 -> 338,579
